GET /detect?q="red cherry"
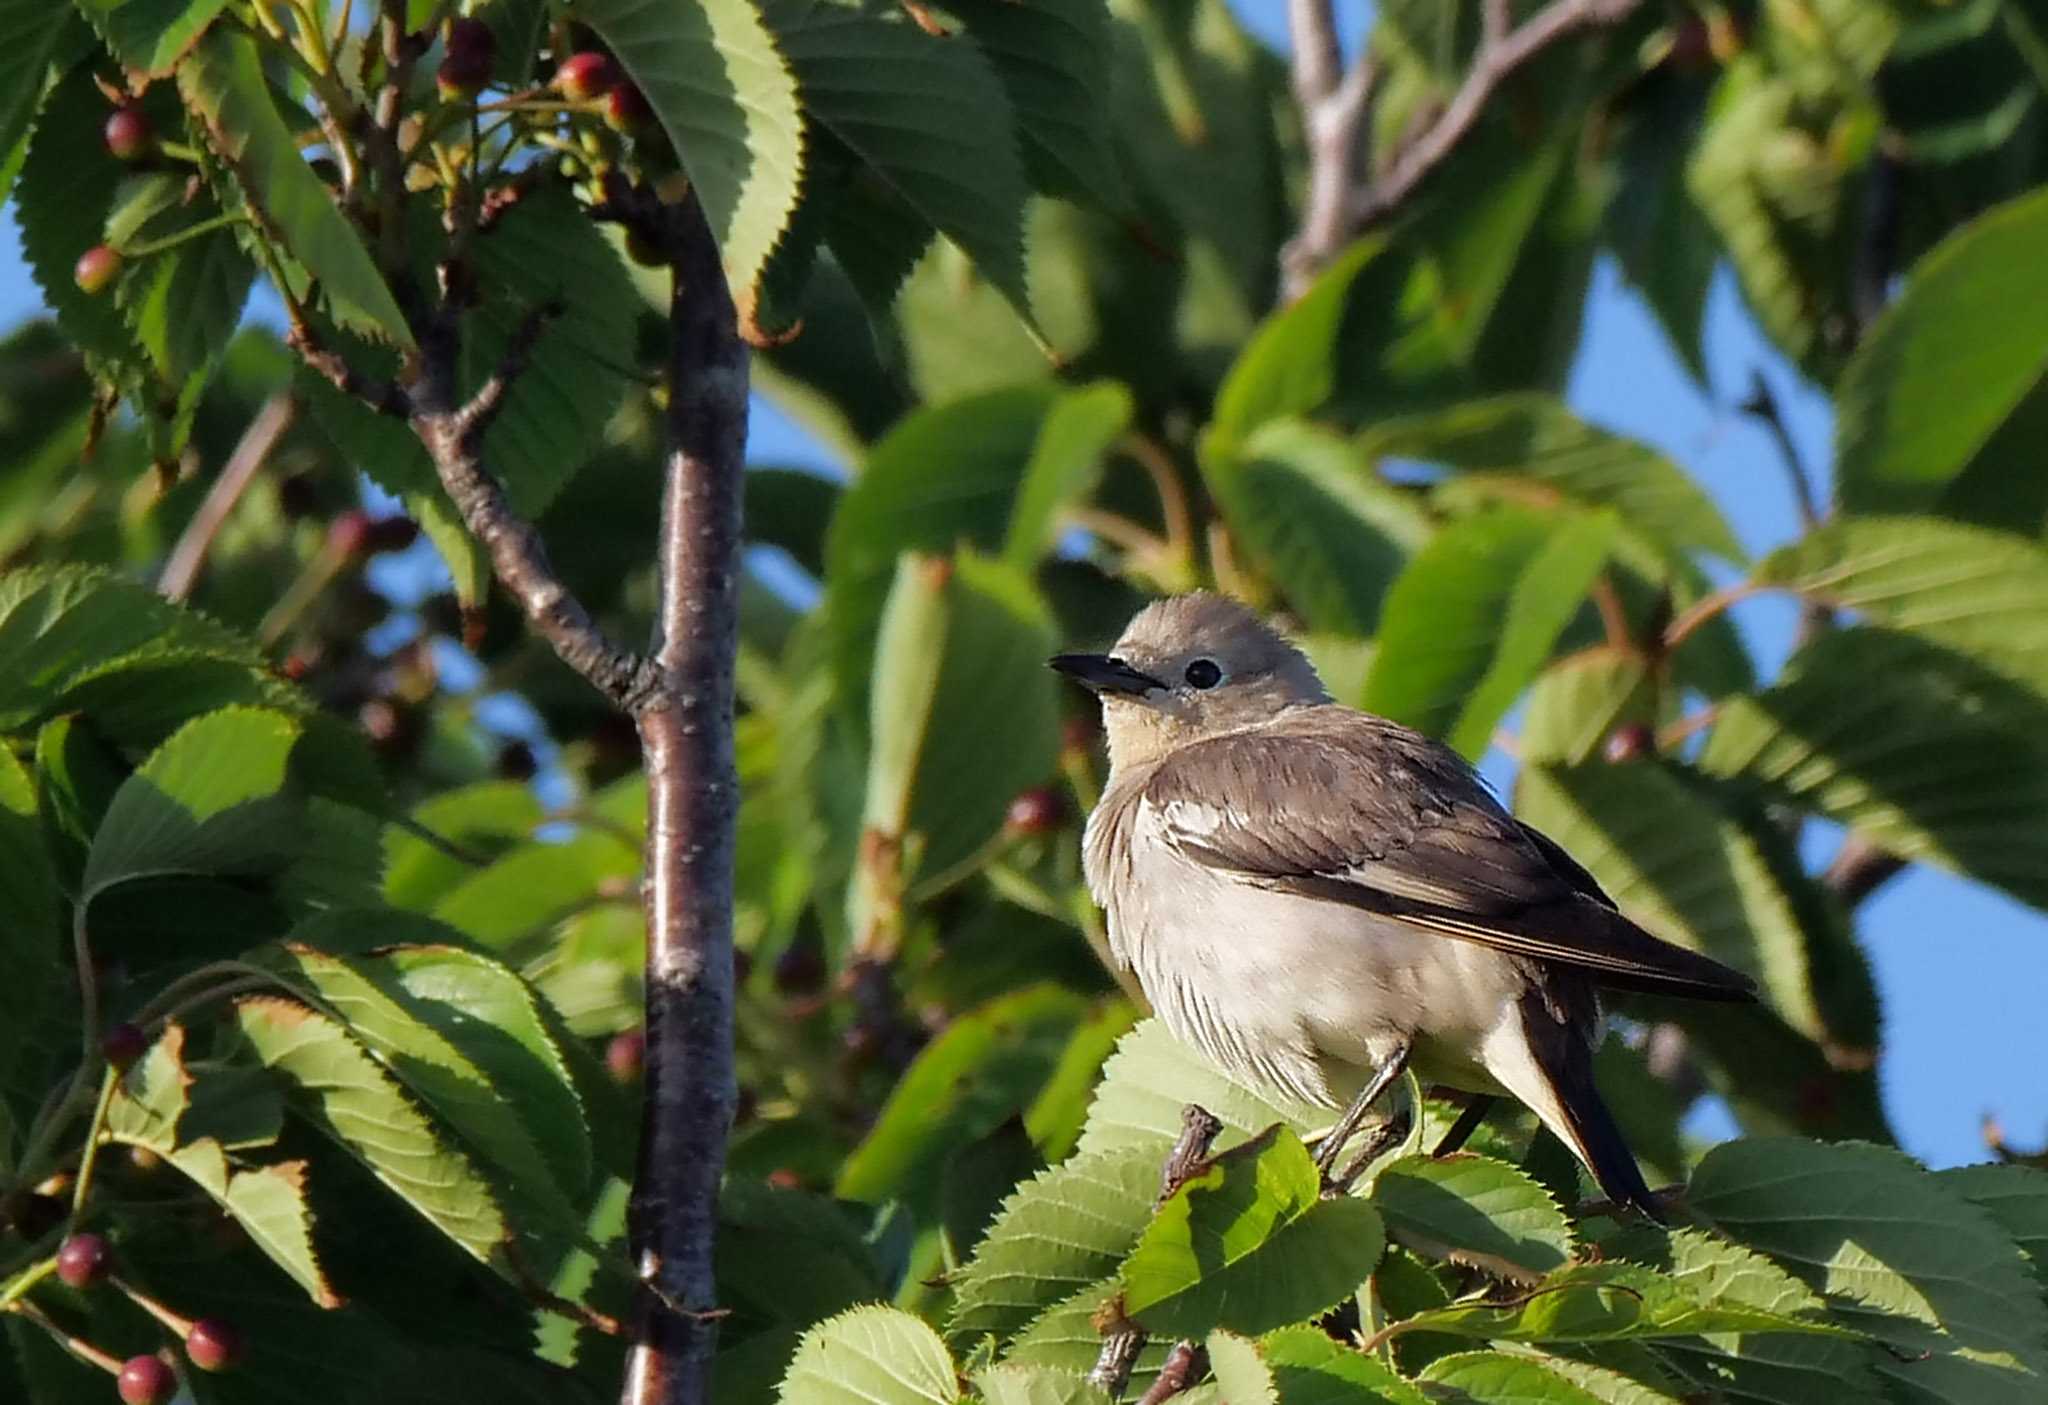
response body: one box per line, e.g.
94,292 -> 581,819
554,52 -> 618,101
328,509 -> 374,558
1603,723 -> 1655,764
364,516 -> 420,554
103,106 -> 154,162
183,1317 -> 243,1373
1006,787 -> 1066,835
74,246 -> 123,295
444,16 -> 496,64
56,1233 -> 110,1289
605,82 -> 654,133
605,1029 -> 644,1084
101,1023 -> 148,1072
116,1356 -> 175,1405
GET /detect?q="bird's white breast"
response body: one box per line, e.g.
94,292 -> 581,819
1092,786 -> 1529,1108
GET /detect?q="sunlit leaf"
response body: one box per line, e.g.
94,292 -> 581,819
775,1304 -> 960,1405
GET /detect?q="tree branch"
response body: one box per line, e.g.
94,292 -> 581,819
1136,1341 -> 1210,1404
1089,1106 -> 1223,1398
159,392 -> 299,602
405,317 -> 649,710
1350,0 -> 1642,230
617,190 -> 748,1405
1281,0 -> 1380,299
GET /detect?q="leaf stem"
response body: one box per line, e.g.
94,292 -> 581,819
1660,581 -> 1758,654
121,211 -> 253,259
66,1066 -> 120,1224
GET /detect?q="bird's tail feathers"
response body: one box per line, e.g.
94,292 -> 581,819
1485,996 -> 1664,1223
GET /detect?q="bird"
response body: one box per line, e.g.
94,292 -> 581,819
1050,593 -> 1756,1218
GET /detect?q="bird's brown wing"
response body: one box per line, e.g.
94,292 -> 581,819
1140,710 -> 1756,1002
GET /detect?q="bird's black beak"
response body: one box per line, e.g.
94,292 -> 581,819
1049,653 -> 1166,696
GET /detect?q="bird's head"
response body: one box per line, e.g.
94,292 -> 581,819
1051,593 -> 1329,769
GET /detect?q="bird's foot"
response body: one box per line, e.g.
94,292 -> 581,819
1321,1109 -> 1411,1198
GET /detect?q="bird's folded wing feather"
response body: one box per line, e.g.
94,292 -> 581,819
1140,711 -> 1756,1001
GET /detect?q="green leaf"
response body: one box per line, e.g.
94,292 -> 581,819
1632,1225 -> 1886,1404
429,827 -> 640,949
179,29 -> 413,347
1073,1019 -> 1329,1161
77,0 -> 228,76
1418,1351 -> 1609,1403
836,985 -> 1084,1208
748,466 -> 842,579
766,0 -> 1036,329
1205,418 -> 1433,640
1514,762 -> 1871,1053
1259,1324 -> 1427,1404
949,1144 -> 1164,1341
1025,1000 -> 1141,1162
1003,381 -> 1134,570
372,942 -> 591,1198
82,706 -> 304,899
776,1304 -> 961,1405
1370,1153 -> 1574,1280
823,381 -> 1058,722
1383,1261 -> 1852,1344
1752,517 -> 2048,695
231,994 -> 513,1272
862,550 -> 1061,886
1604,70 -> 1717,384
0,745 -> 56,1099
109,172 -> 255,381
1121,1126 -> 1385,1336
1359,395 -> 1744,565
1834,185 -> 2048,526
1938,1163 -> 2048,1295
1203,1329 -> 1276,1405
253,945 -> 582,1256
575,0 -> 803,312
1205,240 -> 1378,461
1363,506 -> 1617,757
973,1365 -> 1110,1405
0,4 -> 79,190
15,67 -> 150,364
1689,1138 -> 2048,1389
949,0 -> 1121,207
383,780 -> 545,911
1520,649 -> 1655,767
1698,626 -> 2048,910
1002,1277 -> 1174,1394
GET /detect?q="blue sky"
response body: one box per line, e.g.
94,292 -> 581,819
3,1 -> 2040,1170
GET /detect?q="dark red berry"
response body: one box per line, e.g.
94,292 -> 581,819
773,938 -> 825,995
1603,723 -> 1655,764
554,51 -> 618,101
364,515 -> 420,554
74,246 -> 123,296
101,1023 -> 148,1072
183,1318 -> 242,1373
445,16 -> 496,63
328,509 -> 374,558
117,1356 -> 175,1405
765,1167 -> 804,1190
1668,15 -> 1713,72
56,1233 -> 110,1289
103,106 -> 154,162
496,740 -> 537,781
276,472 -> 320,518
605,1029 -> 644,1084
605,82 -> 653,133
1006,787 -> 1066,836
624,229 -> 666,268
279,652 -> 313,683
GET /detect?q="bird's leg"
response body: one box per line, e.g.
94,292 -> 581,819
1311,1041 -> 1411,1185
1329,1106 -> 1412,1195
1431,1094 -> 1495,1157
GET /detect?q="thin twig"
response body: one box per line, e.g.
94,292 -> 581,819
1137,1341 -> 1209,1404
1351,0 -> 1643,229
1739,371 -> 1821,532
288,322 -> 409,417
618,189 -> 749,1405
1661,581 -> 1756,654
1090,1106 -> 1223,1397
1122,433 -> 1197,574
454,301 -> 564,453
1281,0 -> 1381,297
407,318 -> 648,709
1590,575 -> 1632,649
160,392 -> 299,602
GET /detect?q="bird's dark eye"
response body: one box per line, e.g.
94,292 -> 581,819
1183,658 -> 1223,690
